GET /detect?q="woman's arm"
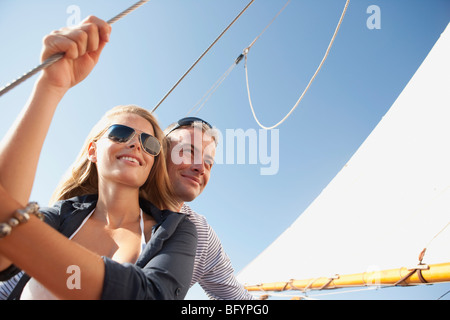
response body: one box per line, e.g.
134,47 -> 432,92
0,185 -> 105,299
0,16 -> 111,206
0,187 -> 197,300
0,16 -> 111,298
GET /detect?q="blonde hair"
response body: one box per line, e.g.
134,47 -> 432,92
50,105 -> 178,211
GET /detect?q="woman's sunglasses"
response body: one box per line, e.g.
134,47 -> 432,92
105,124 -> 161,156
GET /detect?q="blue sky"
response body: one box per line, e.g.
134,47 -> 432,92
0,1 -> 449,300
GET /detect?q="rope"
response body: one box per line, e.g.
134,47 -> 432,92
437,290 -> 450,300
183,0 -> 291,118
245,0 -> 350,130
423,221 -> 450,254
245,0 -> 292,55
151,0 -> 255,113
0,0 -> 151,98
185,53 -> 244,117
185,60 -> 238,116
106,0 -> 150,25
417,220 -> 450,265
393,265 -> 430,286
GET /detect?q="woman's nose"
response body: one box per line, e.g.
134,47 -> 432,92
126,134 -> 141,151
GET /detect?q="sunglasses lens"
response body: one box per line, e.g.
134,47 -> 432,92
106,124 -> 161,156
107,125 -> 134,143
141,133 -> 161,156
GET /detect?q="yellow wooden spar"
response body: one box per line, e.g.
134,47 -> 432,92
244,262 -> 450,292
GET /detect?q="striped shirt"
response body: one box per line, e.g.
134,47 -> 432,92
0,204 -> 254,300
182,204 -> 254,300
0,272 -> 22,300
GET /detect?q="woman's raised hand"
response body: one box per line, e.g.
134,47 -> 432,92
39,16 -> 112,91
0,16 -> 111,207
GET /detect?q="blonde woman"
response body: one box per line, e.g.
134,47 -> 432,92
0,16 -> 196,300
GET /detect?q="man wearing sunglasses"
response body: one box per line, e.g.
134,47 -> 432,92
164,117 -> 254,300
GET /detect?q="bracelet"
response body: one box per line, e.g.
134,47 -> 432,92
0,202 -> 44,239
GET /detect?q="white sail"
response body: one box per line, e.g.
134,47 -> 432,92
237,23 -> 450,286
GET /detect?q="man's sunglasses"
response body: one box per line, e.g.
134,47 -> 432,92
164,117 -> 213,136
105,124 -> 161,156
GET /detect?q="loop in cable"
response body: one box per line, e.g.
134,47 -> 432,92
245,0 -> 350,130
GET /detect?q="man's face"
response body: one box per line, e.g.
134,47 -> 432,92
166,126 -> 216,203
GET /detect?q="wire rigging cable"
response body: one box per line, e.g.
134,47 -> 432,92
244,0 -> 292,55
151,0 -> 255,113
185,0 -> 290,117
245,0 -> 350,130
185,58 -> 239,117
185,53 -> 246,117
0,0 -> 151,98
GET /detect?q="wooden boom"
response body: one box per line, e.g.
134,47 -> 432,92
245,262 -> 450,292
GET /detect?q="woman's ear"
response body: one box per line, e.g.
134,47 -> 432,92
88,141 -> 97,163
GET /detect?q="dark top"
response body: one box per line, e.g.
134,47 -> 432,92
0,194 -> 197,300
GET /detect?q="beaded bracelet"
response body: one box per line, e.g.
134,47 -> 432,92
0,202 -> 44,239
